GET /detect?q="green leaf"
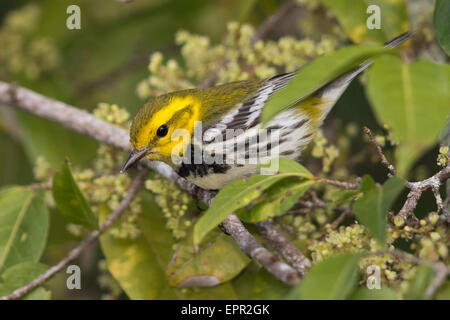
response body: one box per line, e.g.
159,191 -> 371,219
350,287 -> 399,300
289,253 -> 360,300
328,189 -> 361,207
238,178 -> 314,222
46,208 -> 81,246
404,264 -> 434,300
52,160 -> 97,229
0,130 -> 33,186
100,196 -> 237,300
261,44 -> 390,124
0,262 -> 51,300
99,200 -> 178,300
435,281 -> 450,300
0,186 -> 49,273
232,264 -> 291,300
193,158 -> 312,245
359,174 -> 377,192
352,176 -> 404,249
14,110 -> 97,169
250,268 -> 291,300
166,228 -> 250,287
366,56 -> 450,174
434,0 -> 450,56
236,0 -> 259,22
321,0 -> 408,44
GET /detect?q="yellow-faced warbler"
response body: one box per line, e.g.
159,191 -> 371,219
121,33 -> 411,190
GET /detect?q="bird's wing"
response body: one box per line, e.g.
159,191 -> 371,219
200,32 -> 413,145
202,72 -> 295,143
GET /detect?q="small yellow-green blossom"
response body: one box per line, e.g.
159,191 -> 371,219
137,22 -> 339,99
309,223 -> 369,262
394,216 -> 405,227
311,130 -> 327,158
94,103 -> 130,128
76,104 -> 142,240
437,145 -> 449,167
307,221 -> 424,288
34,156 -> 53,181
66,223 -> 83,237
346,123 -> 359,137
323,145 -> 339,173
374,135 -> 386,148
146,175 -> 192,240
385,269 -> 397,281
428,212 -> 439,225
0,4 -> 60,79
417,227 -> 449,262
280,213 -> 317,242
311,129 -> 339,173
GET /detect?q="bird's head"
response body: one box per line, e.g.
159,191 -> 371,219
121,91 -> 201,172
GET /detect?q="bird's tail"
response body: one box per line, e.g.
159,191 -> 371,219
384,31 -> 413,49
321,32 -> 412,101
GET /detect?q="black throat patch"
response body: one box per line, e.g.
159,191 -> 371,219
176,144 -> 230,179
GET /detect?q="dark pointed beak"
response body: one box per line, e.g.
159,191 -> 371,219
120,147 -> 150,173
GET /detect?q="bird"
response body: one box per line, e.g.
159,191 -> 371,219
121,32 -> 411,190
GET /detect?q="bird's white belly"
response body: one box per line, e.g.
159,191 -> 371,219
182,108 -> 318,190
186,164 -> 258,190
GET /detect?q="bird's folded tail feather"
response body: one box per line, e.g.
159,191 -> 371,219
321,31 -> 412,101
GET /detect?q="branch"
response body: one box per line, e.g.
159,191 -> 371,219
0,81 -> 303,286
330,207 -> 355,229
0,82 -> 130,152
0,168 -> 149,300
254,221 -> 311,276
291,196 -> 355,229
363,126 -> 450,297
222,215 -> 299,285
425,262 -> 449,299
399,166 -> 450,222
313,176 -> 360,190
364,126 -> 450,223
363,126 -> 396,176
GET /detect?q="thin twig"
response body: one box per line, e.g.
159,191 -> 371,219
313,176 -> 360,190
363,126 -> 450,223
398,165 -> 450,222
425,262 -> 449,299
363,126 -> 396,176
27,181 -> 52,191
290,197 -> 355,229
254,221 -> 311,276
0,169 -> 149,300
331,207 -> 355,229
222,214 -> 299,285
0,82 -> 130,152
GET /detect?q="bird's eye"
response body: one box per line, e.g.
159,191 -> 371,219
156,124 -> 169,138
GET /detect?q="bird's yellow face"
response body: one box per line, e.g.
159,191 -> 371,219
121,94 -> 201,172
